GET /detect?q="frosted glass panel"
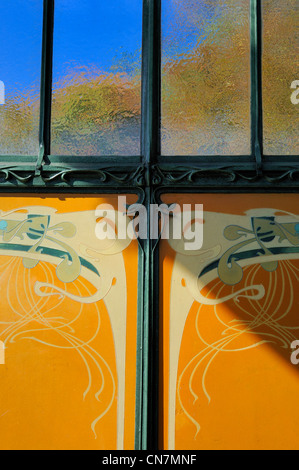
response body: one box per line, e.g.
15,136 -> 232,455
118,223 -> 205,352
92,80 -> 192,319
0,1 -> 42,155
263,0 -> 298,155
161,0 -> 251,156
51,0 -> 142,156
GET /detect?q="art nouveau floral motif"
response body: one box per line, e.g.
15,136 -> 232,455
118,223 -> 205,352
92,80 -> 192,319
166,207 -> 299,449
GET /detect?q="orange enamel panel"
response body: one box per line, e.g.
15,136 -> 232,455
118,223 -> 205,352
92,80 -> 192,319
160,194 -> 299,450
0,194 -> 139,450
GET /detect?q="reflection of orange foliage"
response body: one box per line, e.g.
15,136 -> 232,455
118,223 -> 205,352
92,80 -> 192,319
0,90 -> 40,155
53,69 -> 141,124
162,0 -> 251,155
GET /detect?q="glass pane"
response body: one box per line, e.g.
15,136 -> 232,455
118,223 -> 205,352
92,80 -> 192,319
0,1 -> 43,155
161,0 -> 251,156
263,0 -> 298,155
51,0 -> 142,156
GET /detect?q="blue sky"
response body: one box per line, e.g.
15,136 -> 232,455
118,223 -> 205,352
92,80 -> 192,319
0,0 -> 43,98
0,0 -> 143,98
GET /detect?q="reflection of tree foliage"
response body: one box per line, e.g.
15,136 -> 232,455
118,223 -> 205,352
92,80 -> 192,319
162,0 -> 251,155
0,0 -> 297,156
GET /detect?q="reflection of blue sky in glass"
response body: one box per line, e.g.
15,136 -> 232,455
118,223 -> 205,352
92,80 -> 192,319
0,0 -> 43,99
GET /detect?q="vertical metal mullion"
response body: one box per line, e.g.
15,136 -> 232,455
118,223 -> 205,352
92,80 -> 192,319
251,0 -> 263,174
138,0 -> 161,451
142,0 -> 161,164
37,0 -> 54,174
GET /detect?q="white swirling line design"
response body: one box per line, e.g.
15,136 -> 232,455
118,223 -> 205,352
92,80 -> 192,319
177,260 -> 299,437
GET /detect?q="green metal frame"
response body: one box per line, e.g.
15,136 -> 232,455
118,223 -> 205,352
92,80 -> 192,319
0,0 -> 298,451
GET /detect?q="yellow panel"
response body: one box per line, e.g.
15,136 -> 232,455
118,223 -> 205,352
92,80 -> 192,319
0,194 -> 138,450
160,194 -> 299,450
